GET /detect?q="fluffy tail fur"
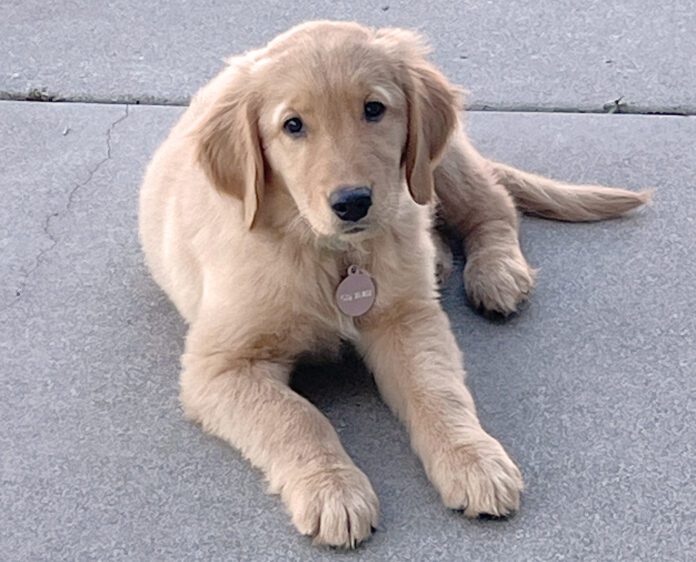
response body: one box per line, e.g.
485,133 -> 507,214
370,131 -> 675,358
492,162 -> 652,222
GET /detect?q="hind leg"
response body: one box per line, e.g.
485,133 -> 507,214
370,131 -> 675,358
435,129 -> 536,315
462,219 -> 536,315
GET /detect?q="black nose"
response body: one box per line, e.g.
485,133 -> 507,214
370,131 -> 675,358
329,187 -> 372,222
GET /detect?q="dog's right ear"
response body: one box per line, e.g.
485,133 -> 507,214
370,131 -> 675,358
194,74 -> 264,229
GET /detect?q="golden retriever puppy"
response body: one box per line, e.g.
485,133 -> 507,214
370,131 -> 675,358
139,21 -> 649,548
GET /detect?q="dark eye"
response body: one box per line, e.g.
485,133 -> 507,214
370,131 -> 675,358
364,101 -> 386,122
283,117 -> 304,136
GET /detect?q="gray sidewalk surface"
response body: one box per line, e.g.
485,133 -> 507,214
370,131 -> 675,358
1,2 -> 695,560
3,0 -> 696,113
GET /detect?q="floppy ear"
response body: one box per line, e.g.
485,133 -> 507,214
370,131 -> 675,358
377,28 -> 461,204
194,81 -> 265,229
403,62 -> 460,204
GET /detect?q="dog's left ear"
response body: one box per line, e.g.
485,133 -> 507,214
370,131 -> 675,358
377,29 -> 461,205
403,62 -> 460,204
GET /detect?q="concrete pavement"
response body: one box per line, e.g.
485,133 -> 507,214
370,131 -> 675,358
2,1 -> 696,113
1,2 -> 695,560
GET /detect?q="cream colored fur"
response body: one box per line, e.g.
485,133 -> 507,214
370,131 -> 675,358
139,21 -> 649,548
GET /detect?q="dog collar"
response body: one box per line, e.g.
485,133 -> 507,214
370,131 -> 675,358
335,265 -> 376,317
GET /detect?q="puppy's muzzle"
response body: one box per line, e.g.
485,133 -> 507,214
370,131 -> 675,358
329,186 -> 372,222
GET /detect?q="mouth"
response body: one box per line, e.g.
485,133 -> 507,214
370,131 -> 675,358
343,225 -> 367,235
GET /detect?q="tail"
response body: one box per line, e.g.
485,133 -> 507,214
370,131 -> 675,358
492,162 -> 652,222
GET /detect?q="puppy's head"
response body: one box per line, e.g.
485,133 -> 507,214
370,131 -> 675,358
195,21 -> 461,237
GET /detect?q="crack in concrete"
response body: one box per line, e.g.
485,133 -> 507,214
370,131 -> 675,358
65,105 -> 130,210
2,90 -> 695,116
2,105 -> 131,313
465,101 -> 694,116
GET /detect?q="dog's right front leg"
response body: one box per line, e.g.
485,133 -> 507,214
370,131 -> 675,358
179,338 -> 378,548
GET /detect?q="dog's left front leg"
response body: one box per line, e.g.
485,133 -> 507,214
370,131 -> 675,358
358,301 -> 523,517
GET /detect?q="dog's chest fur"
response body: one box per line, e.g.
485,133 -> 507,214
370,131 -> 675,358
246,219 -> 439,356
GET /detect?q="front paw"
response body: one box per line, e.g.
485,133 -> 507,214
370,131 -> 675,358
464,250 -> 536,315
283,465 -> 379,548
426,432 -> 523,518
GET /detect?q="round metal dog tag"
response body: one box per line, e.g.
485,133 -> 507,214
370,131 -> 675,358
335,265 -> 376,317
